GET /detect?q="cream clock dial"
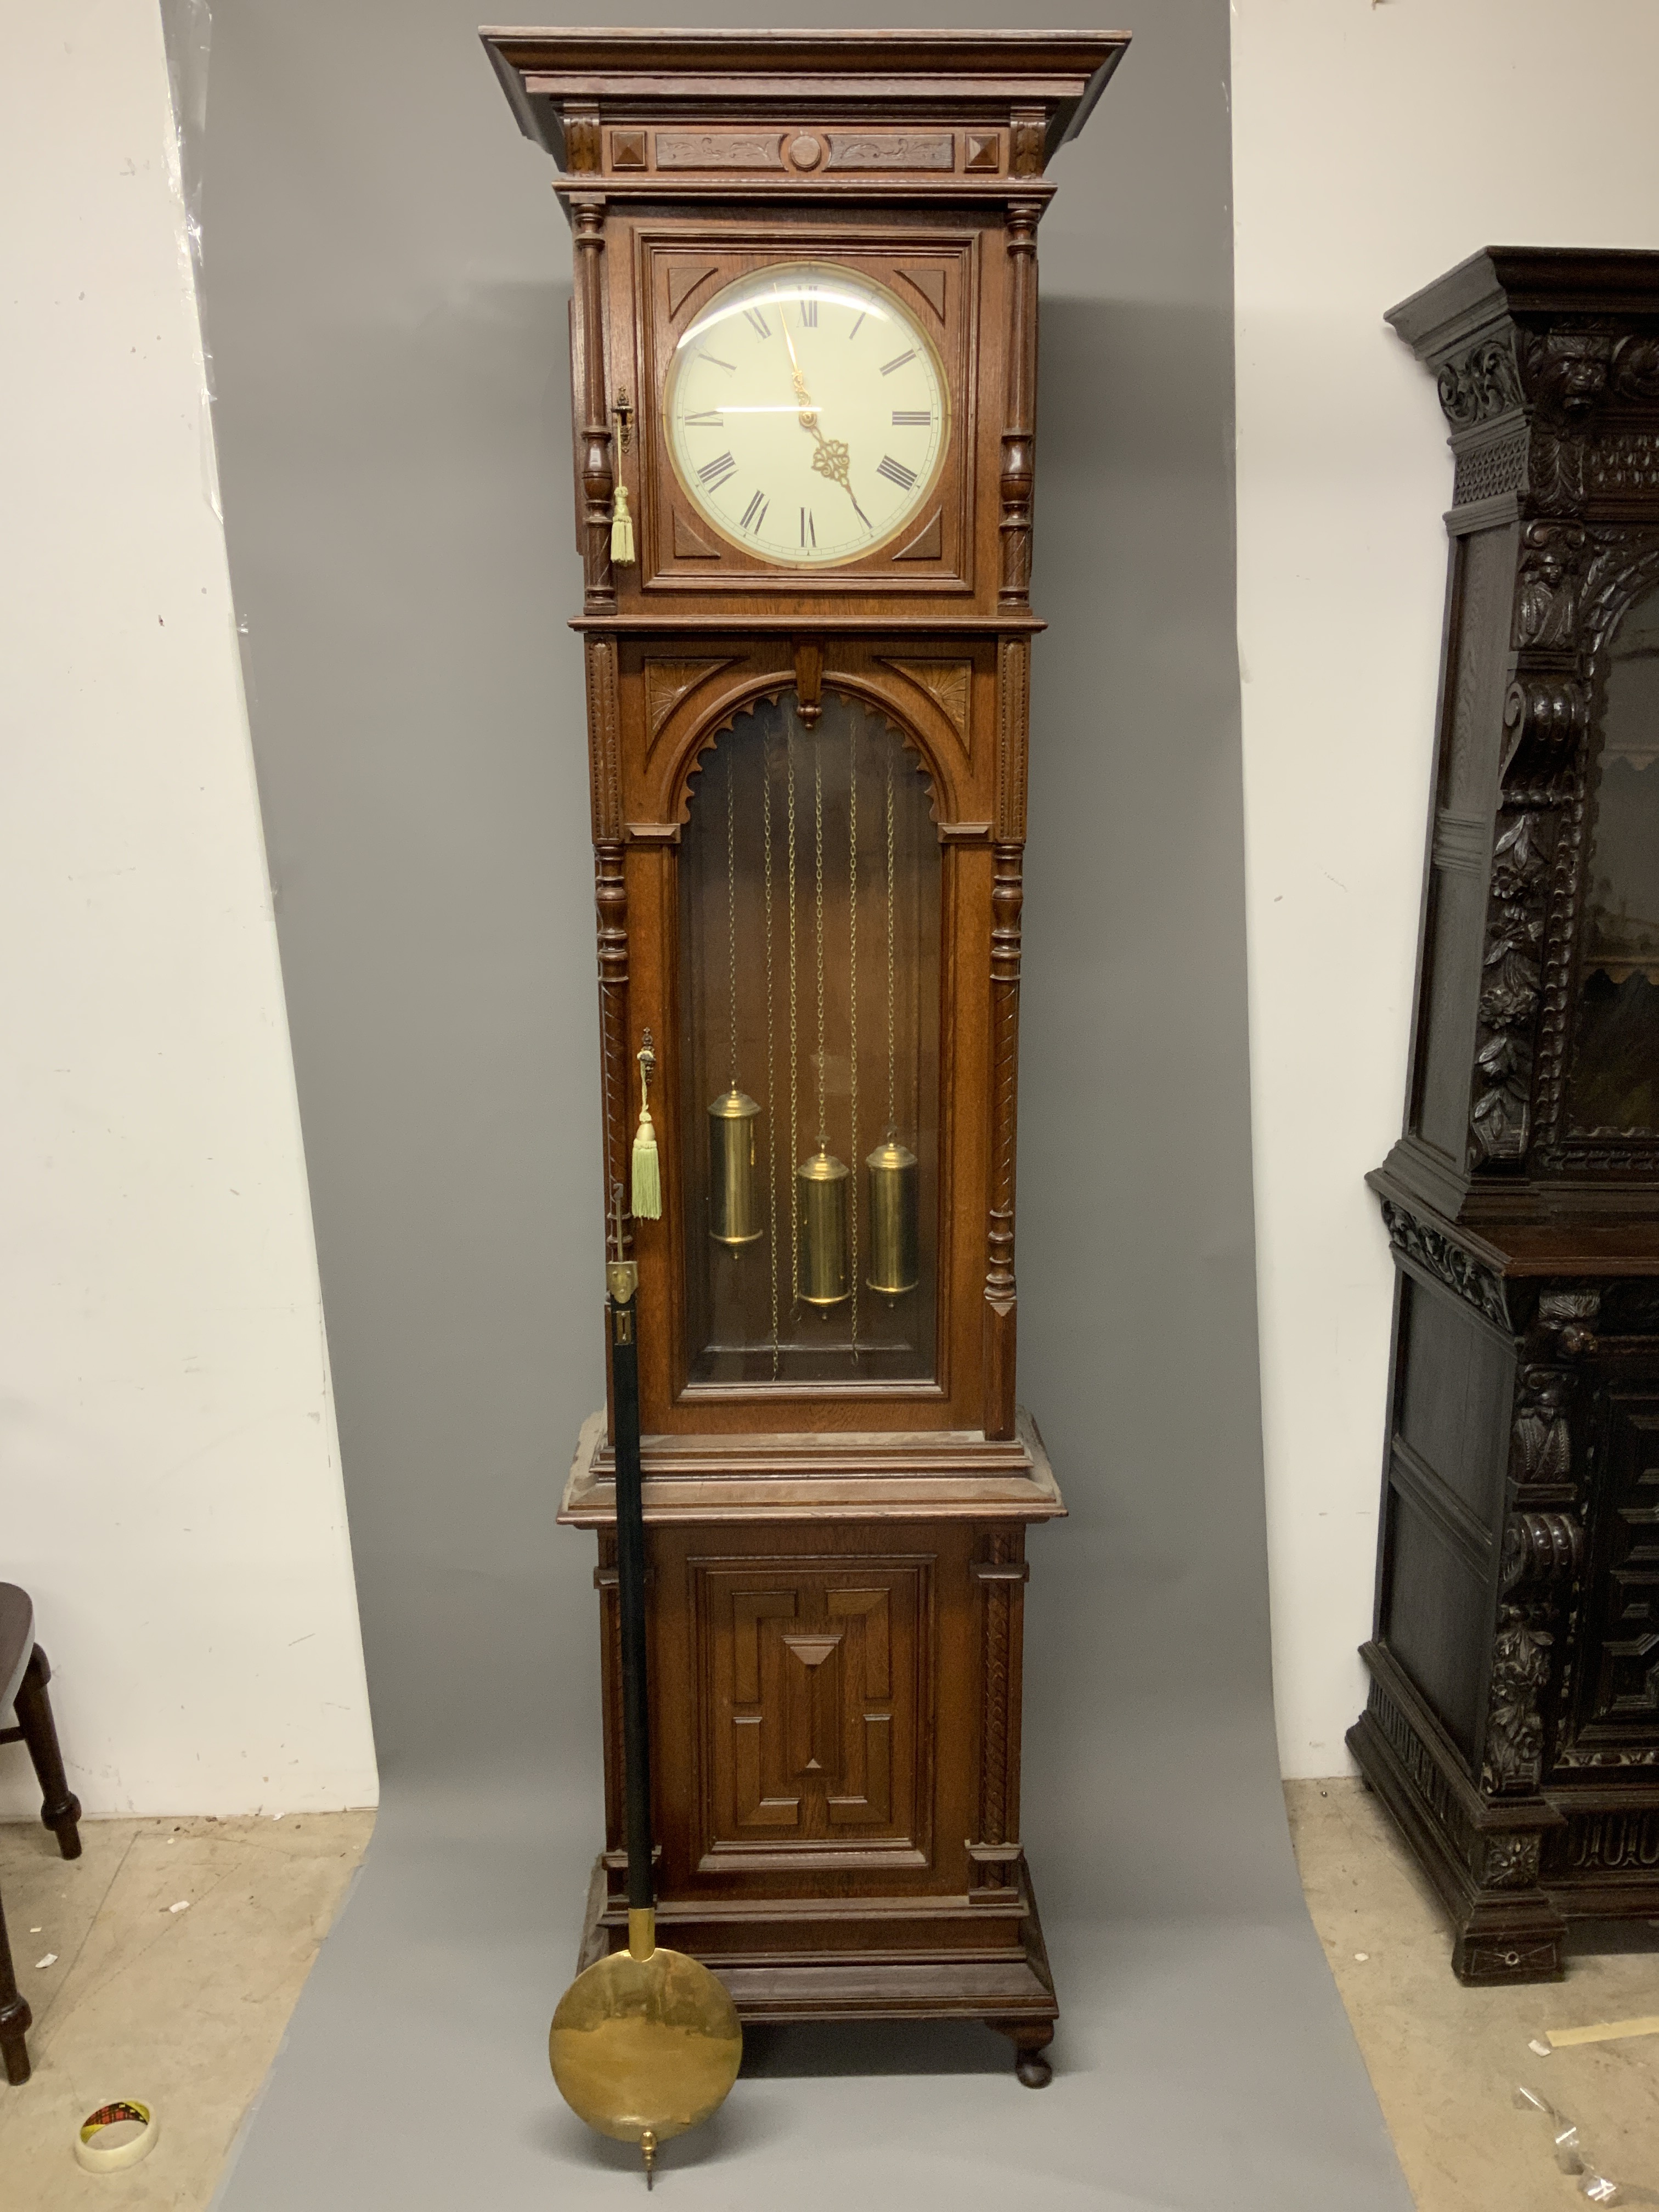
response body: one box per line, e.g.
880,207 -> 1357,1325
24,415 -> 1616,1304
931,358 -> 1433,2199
664,262 -> 949,568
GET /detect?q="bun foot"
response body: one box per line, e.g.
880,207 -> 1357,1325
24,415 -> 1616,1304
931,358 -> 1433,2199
991,2018 -> 1054,2087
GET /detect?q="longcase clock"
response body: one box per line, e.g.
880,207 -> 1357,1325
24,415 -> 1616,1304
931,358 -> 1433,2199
482,27 -> 1128,2079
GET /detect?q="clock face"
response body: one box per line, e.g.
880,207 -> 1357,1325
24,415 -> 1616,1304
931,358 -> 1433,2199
663,261 -> 949,569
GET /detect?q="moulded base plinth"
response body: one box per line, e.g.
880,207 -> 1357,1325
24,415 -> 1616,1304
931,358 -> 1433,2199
574,1852 -> 1060,2083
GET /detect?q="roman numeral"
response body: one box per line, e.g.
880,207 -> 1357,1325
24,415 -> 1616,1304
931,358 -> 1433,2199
699,352 -> 737,373
743,306 -> 770,339
684,409 -> 724,427
891,409 -> 931,427
876,454 -> 917,492
697,451 -> 737,490
740,489 -> 769,534
849,312 -> 867,338
799,290 -> 819,329
880,349 -> 917,377
800,506 -> 816,549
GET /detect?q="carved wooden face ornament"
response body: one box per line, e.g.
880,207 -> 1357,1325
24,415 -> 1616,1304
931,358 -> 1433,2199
663,262 -> 948,568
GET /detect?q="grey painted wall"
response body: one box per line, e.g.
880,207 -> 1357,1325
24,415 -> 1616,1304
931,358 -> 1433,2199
202,0 -> 1276,1918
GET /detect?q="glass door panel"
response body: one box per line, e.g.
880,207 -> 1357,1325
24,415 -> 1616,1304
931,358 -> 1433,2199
677,691 -> 940,1387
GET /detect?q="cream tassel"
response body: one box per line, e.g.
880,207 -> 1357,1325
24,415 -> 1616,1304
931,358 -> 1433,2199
631,1032 -> 661,1220
610,483 -> 636,567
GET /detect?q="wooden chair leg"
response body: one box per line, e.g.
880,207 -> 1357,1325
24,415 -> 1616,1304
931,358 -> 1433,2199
14,1647 -> 81,1861
0,1885 -> 32,2086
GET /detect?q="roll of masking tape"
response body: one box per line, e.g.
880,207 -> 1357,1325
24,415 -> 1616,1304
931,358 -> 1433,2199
74,2100 -> 159,2173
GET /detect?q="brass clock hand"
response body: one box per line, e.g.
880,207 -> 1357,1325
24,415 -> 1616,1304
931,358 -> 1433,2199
773,285 -> 871,529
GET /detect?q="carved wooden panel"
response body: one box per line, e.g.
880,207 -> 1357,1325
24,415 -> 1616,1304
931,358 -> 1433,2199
692,1555 -> 931,1866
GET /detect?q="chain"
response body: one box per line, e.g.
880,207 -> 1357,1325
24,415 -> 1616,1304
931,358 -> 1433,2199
725,739 -> 738,1091
764,731 -> 778,1377
848,719 -> 859,1355
787,726 -> 799,1307
885,747 -> 896,1134
814,742 -> 826,1144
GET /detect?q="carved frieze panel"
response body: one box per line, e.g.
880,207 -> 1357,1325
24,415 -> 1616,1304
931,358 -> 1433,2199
656,131 -> 785,170
826,132 -> 954,172
1559,1806 -> 1659,1871
1381,1199 -> 1511,1331
1430,317 -> 1659,520
1455,431 -> 1528,509
1589,433 -> 1659,498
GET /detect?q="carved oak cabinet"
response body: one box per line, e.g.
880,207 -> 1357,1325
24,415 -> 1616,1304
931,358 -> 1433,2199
482,31 -> 1127,2074
1353,251 -> 1659,1982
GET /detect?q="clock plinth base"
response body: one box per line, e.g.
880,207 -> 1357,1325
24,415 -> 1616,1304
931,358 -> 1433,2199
575,1851 -> 1060,2074
568,1415 -> 1063,2083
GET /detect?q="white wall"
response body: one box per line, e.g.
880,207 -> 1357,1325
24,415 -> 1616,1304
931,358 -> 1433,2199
0,1 -> 378,1816
1233,0 -> 1659,1776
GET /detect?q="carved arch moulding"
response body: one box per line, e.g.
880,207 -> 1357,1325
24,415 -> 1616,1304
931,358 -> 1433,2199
648,663 -> 969,836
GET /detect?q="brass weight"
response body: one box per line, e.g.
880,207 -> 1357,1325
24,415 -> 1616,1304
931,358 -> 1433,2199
797,1142 -> 850,1307
707,1087 -> 762,1248
865,1137 -> 918,1297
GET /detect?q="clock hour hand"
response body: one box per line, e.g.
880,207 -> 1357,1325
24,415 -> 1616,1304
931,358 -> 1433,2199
774,286 -> 870,528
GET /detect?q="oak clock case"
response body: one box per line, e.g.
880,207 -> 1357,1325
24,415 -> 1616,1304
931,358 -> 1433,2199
481,30 -> 1129,2081
1350,249 -> 1659,1985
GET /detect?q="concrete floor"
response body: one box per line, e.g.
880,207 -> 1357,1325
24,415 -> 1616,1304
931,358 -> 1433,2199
0,1810 -> 374,2210
1287,1778 -> 1659,2211
1,1787 -> 1654,2207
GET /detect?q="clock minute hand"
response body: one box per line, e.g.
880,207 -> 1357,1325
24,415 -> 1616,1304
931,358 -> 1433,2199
775,297 -> 815,418
775,292 -> 871,529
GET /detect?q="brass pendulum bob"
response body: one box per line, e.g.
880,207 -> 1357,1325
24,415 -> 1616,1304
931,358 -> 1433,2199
707,1087 -> 763,1249
548,1201 -> 742,2185
865,1132 -> 918,1299
797,1139 -> 850,1308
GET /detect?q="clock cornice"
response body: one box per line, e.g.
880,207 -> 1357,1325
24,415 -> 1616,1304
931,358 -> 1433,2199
481,26 -> 1130,183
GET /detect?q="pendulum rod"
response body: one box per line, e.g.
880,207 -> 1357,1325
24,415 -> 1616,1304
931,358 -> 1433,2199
848,722 -> 860,1358
814,744 -> 826,1148
725,743 -> 738,1093
787,727 -> 799,1310
885,749 -> 896,1133
764,733 -> 779,1378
